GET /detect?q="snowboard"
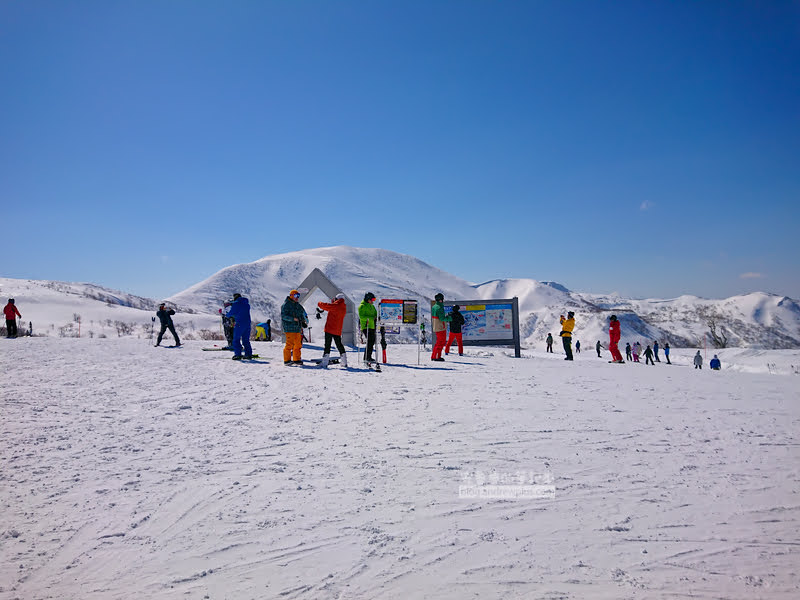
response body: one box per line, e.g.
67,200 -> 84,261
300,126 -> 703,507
202,347 -> 232,351
232,354 -> 260,360
309,358 -> 340,365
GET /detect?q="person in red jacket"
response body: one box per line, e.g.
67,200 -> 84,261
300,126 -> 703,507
608,314 -> 624,363
317,293 -> 348,368
4,298 -> 22,338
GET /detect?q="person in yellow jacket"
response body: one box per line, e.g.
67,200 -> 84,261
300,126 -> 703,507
559,311 -> 575,361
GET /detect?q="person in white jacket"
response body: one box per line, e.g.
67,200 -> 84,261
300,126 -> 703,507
694,351 -> 703,369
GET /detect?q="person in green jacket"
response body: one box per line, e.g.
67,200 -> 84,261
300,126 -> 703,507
431,292 -> 452,361
358,292 -> 378,363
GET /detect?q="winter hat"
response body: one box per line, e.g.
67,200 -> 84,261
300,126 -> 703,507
453,305 -> 460,311
364,292 -> 376,301
434,293 -> 444,301
8,298 -> 14,303
290,289 -> 300,297
610,315 -> 617,321
335,293 -> 345,300
233,293 -> 241,300
567,311 -> 574,317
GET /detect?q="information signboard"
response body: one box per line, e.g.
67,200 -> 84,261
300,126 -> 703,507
439,297 -> 521,357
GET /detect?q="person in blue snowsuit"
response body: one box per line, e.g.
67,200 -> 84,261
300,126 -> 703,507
228,293 -> 253,359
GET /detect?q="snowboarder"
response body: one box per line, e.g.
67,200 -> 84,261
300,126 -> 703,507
644,344 -> 655,365
595,340 -> 603,358
608,315 -> 624,363
430,293 -> 452,361
710,355 -> 721,370
317,293 -> 348,368
358,292 -> 378,364
559,311 -> 575,361
694,350 -> 703,369
155,303 -> 181,347
625,342 -> 632,362
664,342 -> 671,364
228,293 -> 253,360
445,305 -> 465,356
282,289 -> 307,364
4,298 -> 21,338
653,340 -> 660,362
546,333 -> 554,353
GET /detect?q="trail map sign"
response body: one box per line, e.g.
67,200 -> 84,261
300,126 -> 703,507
379,299 -> 418,328
441,297 -> 521,357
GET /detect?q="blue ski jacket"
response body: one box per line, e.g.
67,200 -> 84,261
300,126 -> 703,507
228,297 -> 251,327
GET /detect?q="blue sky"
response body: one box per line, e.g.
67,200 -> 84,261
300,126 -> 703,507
2,1 -> 798,300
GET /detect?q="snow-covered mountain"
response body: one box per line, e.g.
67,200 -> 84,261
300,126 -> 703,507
4,246 -> 800,348
0,278 -> 219,339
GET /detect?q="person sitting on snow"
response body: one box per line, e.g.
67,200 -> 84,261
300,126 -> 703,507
710,355 -> 721,370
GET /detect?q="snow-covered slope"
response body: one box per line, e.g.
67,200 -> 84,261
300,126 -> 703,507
0,278 -> 218,339
4,246 -> 800,348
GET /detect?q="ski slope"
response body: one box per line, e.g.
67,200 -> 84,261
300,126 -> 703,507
2,337 -> 798,598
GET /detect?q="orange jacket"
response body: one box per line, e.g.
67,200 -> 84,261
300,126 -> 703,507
318,298 -> 347,336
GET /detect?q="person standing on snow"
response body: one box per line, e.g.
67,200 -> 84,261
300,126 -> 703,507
546,333 -> 554,353
4,298 -> 21,338
694,351 -> 703,369
228,293 -> 253,360
625,342 -> 632,361
559,311 -> 575,361
644,344 -> 655,365
445,305 -> 465,356
282,289 -> 307,365
318,293 -> 348,368
608,315 -> 624,363
575,340 -> 581,354
595,340 -> 603,357
664,342 -> 671,364
653,340 -> 660,362
358,292 -> 378,364
219,300 -> 234,349
155,303 -> 181,347
632,342 -> 641,362
430,293 -> 452,361
710,355 -> 721,370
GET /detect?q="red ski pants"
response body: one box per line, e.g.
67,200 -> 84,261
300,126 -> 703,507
609,340 -> 623,362
432,330 -> 447,359
445,332 -> 463,355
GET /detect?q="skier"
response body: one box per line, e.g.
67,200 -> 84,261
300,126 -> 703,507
694,350 -> 703,369
317,293 -> 348,368
595,340 -> 603,358
358,292 -> 378,364
282,290 -> 307,365
559,311 -> 575,361
664,342 -> 671,364
155,303 -> 181,347
228,293 -> 253,360
710,355 -> 721,370
445,304 -> 465,356
219,300 -> 234,349
644,344 -> 655,365
546,333 -> 554,353
653,340 -> 660,362
3,298 -> 21,338
430,293 -> 452,362
608,315 -> 624,363
625,342 -> 632,361
575,340 -> 581,354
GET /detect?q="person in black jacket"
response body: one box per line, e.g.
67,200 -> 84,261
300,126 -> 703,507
445,305 -> 466,356
155,303 -> 181,347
